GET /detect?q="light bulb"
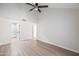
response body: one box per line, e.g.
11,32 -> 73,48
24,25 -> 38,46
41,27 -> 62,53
35,8 -> 38,11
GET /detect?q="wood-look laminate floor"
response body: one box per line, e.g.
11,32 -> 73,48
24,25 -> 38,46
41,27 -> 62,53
0,39 -> 79,56
0,44 -> 11,56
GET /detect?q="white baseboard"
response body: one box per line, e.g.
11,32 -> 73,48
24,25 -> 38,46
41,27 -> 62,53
0,41 -> 10,46
37,39 -> 79,54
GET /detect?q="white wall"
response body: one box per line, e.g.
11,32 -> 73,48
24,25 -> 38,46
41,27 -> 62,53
0,17 -> 34,44
0,3 -> 37,45
0,18 -> 14,44
20,22 -> 33,40
37,8 -> 79,53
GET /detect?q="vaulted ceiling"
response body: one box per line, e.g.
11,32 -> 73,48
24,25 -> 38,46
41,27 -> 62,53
0,3 -> 79,23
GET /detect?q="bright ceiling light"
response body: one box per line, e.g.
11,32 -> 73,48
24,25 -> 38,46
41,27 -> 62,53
34,8 -> 38,11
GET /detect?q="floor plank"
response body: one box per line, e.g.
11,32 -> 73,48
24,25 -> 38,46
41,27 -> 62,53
0,39 -> 79,56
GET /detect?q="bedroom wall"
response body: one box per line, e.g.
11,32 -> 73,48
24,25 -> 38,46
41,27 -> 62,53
37,8 -> 79,53
0,17 -> 34,44
0,18 -> 14,44
0,3 -> 37,44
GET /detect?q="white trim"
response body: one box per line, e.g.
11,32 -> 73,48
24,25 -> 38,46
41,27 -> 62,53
0,42 -> 10,46
37,39 -> 79,54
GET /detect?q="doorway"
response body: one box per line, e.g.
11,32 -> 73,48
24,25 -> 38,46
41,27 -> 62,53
11,21 -> 33,40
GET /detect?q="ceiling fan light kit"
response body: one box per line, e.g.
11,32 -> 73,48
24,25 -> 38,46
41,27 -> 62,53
26,3 -> 48,13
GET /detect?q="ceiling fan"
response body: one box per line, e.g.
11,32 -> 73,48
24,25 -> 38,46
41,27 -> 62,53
26,3 -> 48,13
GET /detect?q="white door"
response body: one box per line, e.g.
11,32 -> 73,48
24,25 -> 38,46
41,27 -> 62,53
20,22 -> 33,40
11,23 -> 20,40
11,22 -> 33,40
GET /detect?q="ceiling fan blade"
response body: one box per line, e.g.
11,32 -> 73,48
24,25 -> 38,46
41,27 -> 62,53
26,3 -> 35,7
38,9 -> 41,13
29,8 -> 35,11
38,5 -> 48,8
35,3 -> 38,6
